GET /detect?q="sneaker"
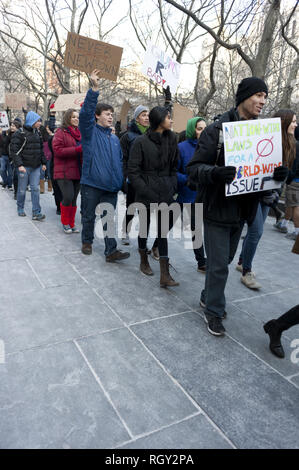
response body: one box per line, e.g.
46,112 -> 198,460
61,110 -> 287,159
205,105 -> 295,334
63,225 -> 72,234
8,186 -> 13,191
204,313 -> 226,336
273,221 -> 288,233
285,232 -> 297,240
2,184 -> 7,189
236,263 -> 243,273
121,234 -> 130,245
71,226 -> 80,233
32,213 -> 46,221
18,211 -> 26,217
241,271 -> 261,289
197,264 -> 206,273
151,246 -> 160,261
106,250 -> 130,262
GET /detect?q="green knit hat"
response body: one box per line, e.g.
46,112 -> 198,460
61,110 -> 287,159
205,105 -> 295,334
186,117 -> 206,139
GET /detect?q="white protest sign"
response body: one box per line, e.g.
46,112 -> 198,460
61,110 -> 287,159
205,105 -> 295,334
223,118 -> 282,196
0,111 -> 9,131
141,42 -> 181,94
52,93 -> 86,112
0,81 -> 5,104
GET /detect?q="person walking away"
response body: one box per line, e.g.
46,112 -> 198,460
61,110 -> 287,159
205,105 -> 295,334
187,77 -> 289,336
177,117 -> 207,272
10,111 -> 47,220
273,110 -> 299,240
128,106 -> 179,286
52,109 -> 82,234
80,69 -> 130,262
0,129 -> 13,190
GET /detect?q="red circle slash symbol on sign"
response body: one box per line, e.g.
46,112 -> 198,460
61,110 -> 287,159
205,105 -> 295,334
256,136 -> 274,162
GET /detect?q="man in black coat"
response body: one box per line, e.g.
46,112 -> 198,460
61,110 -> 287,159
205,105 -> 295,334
10,111 -> 47,220
187,77 -> 289,337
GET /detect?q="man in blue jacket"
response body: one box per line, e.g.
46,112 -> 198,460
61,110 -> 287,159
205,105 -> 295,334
80,69 -> 130,262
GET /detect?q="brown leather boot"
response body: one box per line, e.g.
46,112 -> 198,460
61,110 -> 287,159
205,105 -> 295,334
292,234 -> 299,254
48,179 -> 53,192
40,179 -> 45,194
139,249 -> 153,276
82,243 -> 92,255
159,258 -> 179,287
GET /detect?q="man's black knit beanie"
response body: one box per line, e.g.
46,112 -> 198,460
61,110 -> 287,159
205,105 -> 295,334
236,77 -> 268,107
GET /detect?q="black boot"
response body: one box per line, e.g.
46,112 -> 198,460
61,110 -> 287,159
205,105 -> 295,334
263,320 -> 285,358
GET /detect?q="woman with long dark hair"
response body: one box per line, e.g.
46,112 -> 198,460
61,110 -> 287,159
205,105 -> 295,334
52,108 -> 82,234
273,109 -> 298,239
128,106 -> 179,287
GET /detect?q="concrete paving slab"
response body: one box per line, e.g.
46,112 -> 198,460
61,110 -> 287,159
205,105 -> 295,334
77,328 -> 197,436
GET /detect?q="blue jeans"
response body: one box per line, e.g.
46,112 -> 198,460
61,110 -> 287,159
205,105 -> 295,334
239,202 -> 270,271
0,155 -> 13,187
81,184 -> 118,256
17,166 -> 42,215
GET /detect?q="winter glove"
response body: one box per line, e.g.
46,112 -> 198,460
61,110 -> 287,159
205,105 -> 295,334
163,85 -> 172,103
212,166 -> 236,184
273,165 -> 289,182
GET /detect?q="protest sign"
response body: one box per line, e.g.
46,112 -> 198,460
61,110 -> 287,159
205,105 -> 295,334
5,93 -> 27,110
223,117 -> 282,196
0,81 -> 5,104
64,32 -> 123,81
141,42 -> 181,94
172,103 -> 193,133
53,93 -> 86,112
0,111 -> 9,131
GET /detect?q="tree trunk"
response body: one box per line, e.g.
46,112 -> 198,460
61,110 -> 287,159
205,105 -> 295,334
280,56 -> 299,109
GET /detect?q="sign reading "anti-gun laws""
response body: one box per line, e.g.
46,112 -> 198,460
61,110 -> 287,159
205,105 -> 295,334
64,32 -> 123,82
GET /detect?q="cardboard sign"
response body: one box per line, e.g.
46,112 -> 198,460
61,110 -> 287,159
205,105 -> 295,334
141,42 -> 181,94
0,81 -> 5,104
0,111 -> 9,131
119,100 -> 131,130
53,93 -> 86,112
223,118 -> 283,196
172,103 -> 193,133
64,32 -> 123,81
5,93 -> 27,110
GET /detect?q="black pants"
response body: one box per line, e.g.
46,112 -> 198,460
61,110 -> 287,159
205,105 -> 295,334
57,179 -> 80,207
50,159 -> 63,210
276,305 -> 299,332
179,203 -> 205,266
123,182 -> 136,234
202,222 -> 243,318
138,208 -> 171,258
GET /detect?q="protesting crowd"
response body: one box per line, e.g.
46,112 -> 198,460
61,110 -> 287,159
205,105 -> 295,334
1,70 -> 299,360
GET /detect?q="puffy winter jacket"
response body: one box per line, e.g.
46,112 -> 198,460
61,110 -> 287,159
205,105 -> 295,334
10,125 -> 46,169
128,129 -> 178,207
120,120 -> 145,179
187,108 -> 261,227
52,128 -> 81,180
79,88 -> 123,192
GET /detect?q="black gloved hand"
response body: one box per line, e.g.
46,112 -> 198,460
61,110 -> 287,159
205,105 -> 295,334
163,85 -> 172,103
212,166 -> 236,184
186,179 -> 197,191
273,165 -> 289,182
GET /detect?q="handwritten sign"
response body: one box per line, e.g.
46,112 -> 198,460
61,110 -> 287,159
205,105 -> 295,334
64,32 -> 123,81
172,103 -> 193,133
223,118 -> 282,196
52,93 -> 86,112
5,93 -> 27,110
141,42 -> 181,94
0,111 -> 9,131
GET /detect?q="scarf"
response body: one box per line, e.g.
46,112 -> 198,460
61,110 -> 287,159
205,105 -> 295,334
67,126 -> 81,142
136,122 -> 149,135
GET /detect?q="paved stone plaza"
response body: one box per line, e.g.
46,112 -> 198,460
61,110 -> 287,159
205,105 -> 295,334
0,188 -> 298,449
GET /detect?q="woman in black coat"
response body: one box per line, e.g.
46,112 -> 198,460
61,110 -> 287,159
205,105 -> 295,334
128,106 -> 179,287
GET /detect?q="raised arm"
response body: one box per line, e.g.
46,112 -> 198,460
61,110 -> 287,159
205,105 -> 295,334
79,69 -> 100,141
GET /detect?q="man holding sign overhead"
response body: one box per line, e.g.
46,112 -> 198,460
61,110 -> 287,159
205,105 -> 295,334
187,77 -> 288,337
